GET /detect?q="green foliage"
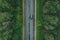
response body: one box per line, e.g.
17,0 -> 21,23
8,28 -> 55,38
37,0 -> 60,40
0,0 -> 23,40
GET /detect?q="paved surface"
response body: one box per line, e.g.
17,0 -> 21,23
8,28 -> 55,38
24,0 -> 35,40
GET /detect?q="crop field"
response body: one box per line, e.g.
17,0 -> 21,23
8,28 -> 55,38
36,0 -> 60,40
0,0 -> 23,40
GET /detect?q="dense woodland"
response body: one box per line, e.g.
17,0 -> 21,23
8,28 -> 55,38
36,0 -> 60,40
0,0 -> 23,40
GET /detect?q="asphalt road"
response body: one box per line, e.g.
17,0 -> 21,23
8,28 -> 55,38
24,0 -> 35,40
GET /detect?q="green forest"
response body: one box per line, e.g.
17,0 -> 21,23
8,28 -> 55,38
36,0 -> 60,40
0,0 -> 23,40
1,0 -> 60,40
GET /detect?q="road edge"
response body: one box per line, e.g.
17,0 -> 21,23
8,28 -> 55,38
22,0 -> 24,40
35,0 -> 36,40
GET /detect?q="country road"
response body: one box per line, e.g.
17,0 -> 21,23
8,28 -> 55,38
24,0 -> 35,40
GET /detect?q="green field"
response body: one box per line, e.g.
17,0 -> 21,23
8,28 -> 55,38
0,0 -> 23,40
36,0 -> 42,40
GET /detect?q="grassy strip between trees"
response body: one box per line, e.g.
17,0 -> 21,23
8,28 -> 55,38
36,0 -> 42,40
